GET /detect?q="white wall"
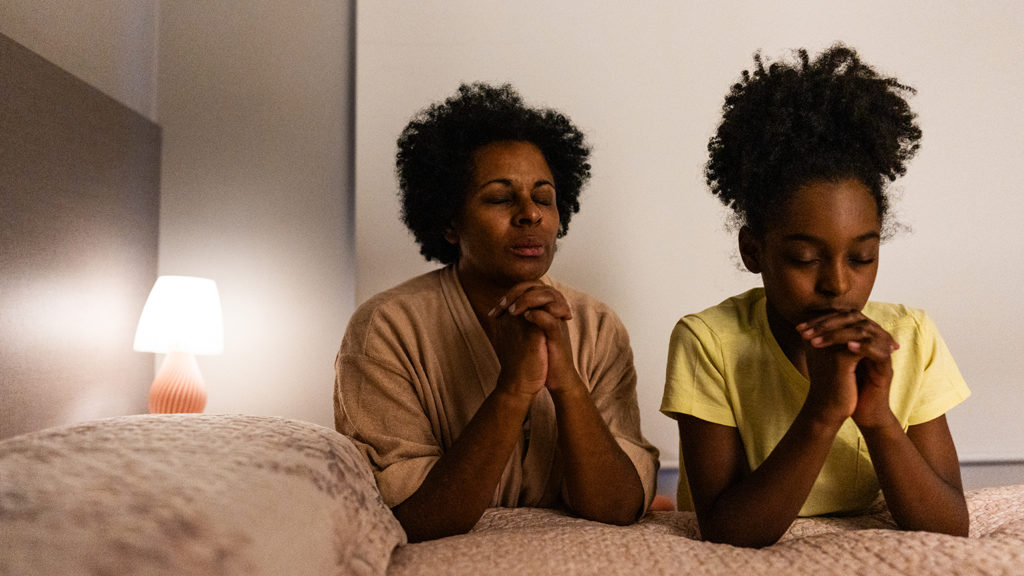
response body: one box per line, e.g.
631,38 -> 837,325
0,0 -> 158,120
356,0 -> 1024,465
158,1 -> 356,428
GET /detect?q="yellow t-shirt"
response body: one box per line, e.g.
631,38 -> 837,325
660,288 -> 971,516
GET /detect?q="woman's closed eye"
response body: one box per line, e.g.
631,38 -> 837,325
482,193 -> 513,205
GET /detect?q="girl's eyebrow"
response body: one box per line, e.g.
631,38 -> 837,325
781,232 -> 881,244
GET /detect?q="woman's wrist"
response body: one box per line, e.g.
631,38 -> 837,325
547,374 -> 589,405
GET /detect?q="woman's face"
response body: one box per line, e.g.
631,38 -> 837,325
446,140 -> 560,291
740,178 -> 882,330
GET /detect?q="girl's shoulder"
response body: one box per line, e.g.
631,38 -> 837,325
863,301 -> 943,344
683,288 -> 766,330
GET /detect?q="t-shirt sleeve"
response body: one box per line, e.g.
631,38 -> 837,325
334,337 -> 440,509
660,316 -> 737,427
905,311 -> 971,426
583,310 -> 660,511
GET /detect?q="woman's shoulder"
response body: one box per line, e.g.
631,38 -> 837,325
358,269 -> 445,310
343,269 -> 448,346
546,276 -> 620,321
545,277 -> 632,346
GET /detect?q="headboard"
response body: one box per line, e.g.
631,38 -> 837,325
0,33 -> 161,439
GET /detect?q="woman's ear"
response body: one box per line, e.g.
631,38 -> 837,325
738,226 -> 762,274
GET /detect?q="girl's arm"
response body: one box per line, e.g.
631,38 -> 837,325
859,414 -> 969,536
801,311 -> 969,536
678,406 -> 844,548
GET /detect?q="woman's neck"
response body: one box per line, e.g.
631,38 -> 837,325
454,265 -> 508,340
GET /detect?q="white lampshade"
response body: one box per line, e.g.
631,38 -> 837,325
134,276 -> 223,355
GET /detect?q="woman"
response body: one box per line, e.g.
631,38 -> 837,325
335,83 -> 658,542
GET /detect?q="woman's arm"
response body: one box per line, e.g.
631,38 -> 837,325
391,383 -> 534,542
547,374 -> 646,525
495,282 -> 646,524
393,306 -> 549,542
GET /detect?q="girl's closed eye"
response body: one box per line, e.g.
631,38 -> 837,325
849,255 -> 877,265
786,251 -> 821,266
848,249 -> 879,265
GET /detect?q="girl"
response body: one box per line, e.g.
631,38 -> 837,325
661,44 -> 971,548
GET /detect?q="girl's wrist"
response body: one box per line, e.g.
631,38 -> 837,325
854,410 -> 900,435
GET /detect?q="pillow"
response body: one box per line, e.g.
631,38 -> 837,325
0,414 -> 405,576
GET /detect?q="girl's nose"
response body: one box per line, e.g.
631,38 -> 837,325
817,261 -> 850,296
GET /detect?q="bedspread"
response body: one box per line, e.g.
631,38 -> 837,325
1,414 -> 1022,576
391,486 -> 1024,575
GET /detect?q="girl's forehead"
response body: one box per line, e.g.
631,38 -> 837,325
769,179 -> 881,239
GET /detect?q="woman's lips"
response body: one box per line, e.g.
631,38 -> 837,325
510,240 -> 545,257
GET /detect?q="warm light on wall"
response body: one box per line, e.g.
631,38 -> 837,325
134,276 -> 223,413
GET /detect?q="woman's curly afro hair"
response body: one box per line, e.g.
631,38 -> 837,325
705,43 -> 922,237
396,82 -> 591,264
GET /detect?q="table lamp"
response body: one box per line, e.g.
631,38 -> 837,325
133,275 -> 223,413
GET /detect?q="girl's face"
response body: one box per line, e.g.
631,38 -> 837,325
740,178 -> 882,330
446,140 -> 560,291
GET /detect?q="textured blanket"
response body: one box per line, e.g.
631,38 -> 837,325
0,414 -> 405,576
2,414 -> 1022,576
390,486 -> 1024,575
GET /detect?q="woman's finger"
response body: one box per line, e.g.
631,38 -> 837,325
487,280 -> 546,318
491,283 -> 572,320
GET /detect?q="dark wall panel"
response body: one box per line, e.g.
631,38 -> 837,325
0,33 -> 161,438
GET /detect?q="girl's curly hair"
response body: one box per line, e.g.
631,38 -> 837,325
396,82 -> 591,264
705,44 -> 922,236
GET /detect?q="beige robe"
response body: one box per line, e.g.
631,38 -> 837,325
335,266 -> 658,511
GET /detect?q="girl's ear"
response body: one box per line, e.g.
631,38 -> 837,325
443,225 -> 458,245
738,226 -> 762,274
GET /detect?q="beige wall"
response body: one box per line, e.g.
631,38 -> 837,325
0,33 -> 160,439
4,1 -> 1021,465
0,0 -> 158,120
2,0 -> 356,431
157,1 -> 355,428
356,1 -> 1024,465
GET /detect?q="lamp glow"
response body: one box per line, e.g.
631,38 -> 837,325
134,276 -> 223,413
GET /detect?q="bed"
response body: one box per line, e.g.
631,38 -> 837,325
2,414 -> 1021,576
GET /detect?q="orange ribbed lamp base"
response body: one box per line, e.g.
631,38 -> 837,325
148,351 -> 207,413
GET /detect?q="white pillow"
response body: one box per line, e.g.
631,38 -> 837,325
0,414 -> 405,576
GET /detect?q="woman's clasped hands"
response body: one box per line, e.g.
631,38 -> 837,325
488,280 -> 580,397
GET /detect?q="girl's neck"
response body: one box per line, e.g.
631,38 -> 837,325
765,301 -> 810,378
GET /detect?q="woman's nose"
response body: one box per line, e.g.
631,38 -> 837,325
514,200 -> 541,225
